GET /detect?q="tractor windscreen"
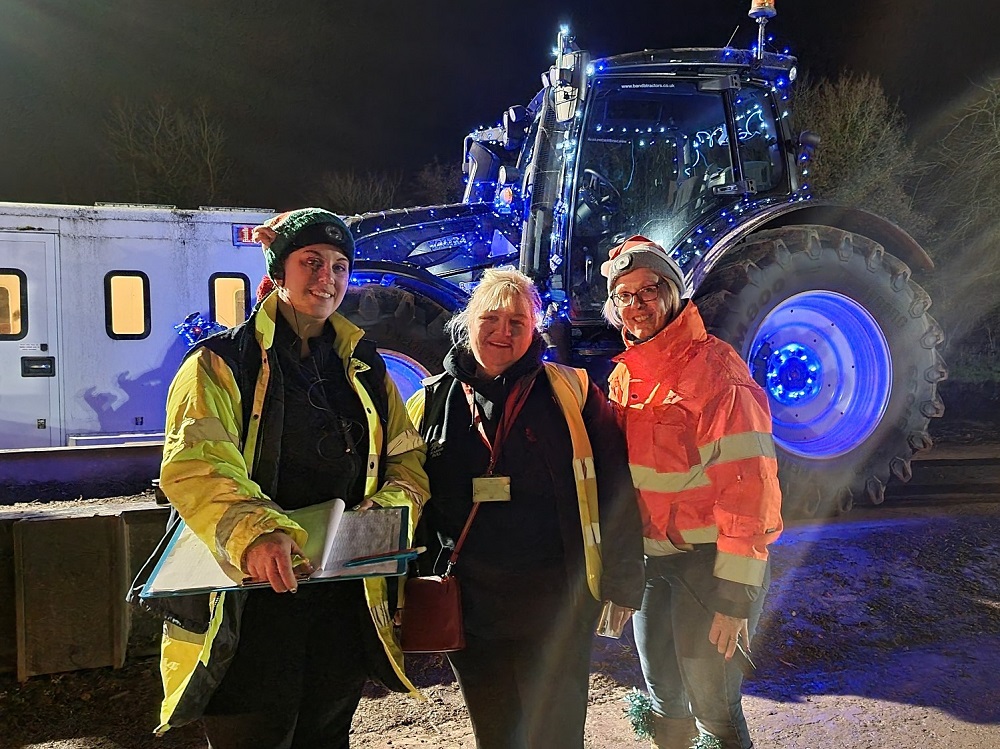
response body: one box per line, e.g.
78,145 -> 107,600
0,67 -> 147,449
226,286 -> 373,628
574,80 -> 732,251
565,78 -> 784,316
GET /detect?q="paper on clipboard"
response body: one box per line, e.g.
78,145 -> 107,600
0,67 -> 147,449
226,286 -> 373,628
140,499 -> 409,598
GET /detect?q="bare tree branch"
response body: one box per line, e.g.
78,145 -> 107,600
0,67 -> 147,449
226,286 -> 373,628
409,157 -> 464,206
919,78 -> 1000,373
104,98 -> 233,207
310,170 -> 403,215
792,71 -> 931,240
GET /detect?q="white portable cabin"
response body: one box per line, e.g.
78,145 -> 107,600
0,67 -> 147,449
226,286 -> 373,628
0,202 -> 274,450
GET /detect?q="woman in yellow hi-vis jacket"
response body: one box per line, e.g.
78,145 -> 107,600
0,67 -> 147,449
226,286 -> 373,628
406,269 -> 644,749
156,208 -> 429,749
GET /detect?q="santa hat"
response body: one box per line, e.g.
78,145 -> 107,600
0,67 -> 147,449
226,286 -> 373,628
600,235 -> 688,298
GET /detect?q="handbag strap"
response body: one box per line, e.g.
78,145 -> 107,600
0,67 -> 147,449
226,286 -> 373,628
444,503 -> 481,576
444,369 -> 539,575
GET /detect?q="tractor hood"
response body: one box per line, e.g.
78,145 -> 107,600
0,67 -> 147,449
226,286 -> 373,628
347,202 -> 521,283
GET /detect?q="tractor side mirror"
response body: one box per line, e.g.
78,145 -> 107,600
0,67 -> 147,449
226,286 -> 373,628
799,130 -> 822,149
502,106 -> 529,151
548,27 -> 590,122
796,130 -> 821,171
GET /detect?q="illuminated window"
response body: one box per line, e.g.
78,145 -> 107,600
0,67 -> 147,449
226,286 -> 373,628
105,271 -> 151,339
733,87 -> 784,193
209,273 -> 250,329
0,268 -> 27,340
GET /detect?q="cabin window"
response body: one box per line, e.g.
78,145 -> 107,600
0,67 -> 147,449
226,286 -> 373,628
105,271 -> 151,339
0,268 -> 27,340
733,86 -> 785,193
209,273 -> 250,329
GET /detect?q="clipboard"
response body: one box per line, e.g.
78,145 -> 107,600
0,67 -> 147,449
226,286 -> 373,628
139,499 -> 410,598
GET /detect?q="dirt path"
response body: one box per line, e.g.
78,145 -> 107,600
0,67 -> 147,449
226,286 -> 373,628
3,499 -> 999,748
348,499 -> 1000,748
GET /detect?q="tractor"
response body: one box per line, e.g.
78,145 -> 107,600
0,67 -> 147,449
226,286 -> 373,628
338,2 -> 946,517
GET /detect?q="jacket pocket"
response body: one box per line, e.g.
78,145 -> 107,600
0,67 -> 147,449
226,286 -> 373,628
648,406 -> 700,475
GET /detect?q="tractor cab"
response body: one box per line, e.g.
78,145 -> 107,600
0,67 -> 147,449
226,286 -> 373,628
514,31 -> 799,321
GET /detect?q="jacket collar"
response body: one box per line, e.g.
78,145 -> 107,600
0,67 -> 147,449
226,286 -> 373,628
443,334 -> 545,407
444,334 -> 545,383
614,301 -> 707,373
254,291 -> 365,364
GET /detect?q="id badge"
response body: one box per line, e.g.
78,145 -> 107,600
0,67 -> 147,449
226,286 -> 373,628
472,475 -> 511,503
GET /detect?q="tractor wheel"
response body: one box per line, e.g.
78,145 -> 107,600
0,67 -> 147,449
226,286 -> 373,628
694,225 -> 947,518
339,284 -> 453,401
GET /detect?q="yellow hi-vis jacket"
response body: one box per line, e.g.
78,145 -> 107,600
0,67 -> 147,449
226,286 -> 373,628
407,361 -> 605,601
155,292 -> 430,734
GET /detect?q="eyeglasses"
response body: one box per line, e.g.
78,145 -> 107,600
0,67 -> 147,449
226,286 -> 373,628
611,282 -> 663,308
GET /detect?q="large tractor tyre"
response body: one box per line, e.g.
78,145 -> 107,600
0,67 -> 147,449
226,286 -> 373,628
693,225 -> 947,518
339,285 -> 453,400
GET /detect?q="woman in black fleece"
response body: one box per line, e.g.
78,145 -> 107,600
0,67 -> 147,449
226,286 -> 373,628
406,268 -> 644,749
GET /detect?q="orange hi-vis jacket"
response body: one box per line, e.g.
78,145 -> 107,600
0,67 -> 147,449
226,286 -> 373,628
608,302 -> 783,594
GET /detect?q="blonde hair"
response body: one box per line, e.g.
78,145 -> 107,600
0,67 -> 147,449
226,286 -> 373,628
448,268 -> 542,348
602,274 -> 683,330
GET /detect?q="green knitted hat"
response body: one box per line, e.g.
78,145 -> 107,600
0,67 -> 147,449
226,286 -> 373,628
254,208 -> 355,280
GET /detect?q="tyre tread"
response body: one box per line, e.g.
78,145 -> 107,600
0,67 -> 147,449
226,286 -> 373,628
693,224 -> 946,518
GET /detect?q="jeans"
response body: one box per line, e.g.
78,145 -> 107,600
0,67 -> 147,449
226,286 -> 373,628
632,549 -> 769,749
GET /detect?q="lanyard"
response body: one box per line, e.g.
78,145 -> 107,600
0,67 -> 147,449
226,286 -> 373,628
446,372 -> 538,574
462,374 -> 536,475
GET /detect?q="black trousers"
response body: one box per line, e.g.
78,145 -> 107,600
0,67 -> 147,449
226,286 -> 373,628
447,604 -> 600,749
201,580 -> 374,749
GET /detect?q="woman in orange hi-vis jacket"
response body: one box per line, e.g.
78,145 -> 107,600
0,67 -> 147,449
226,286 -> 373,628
601,236 -> 783,749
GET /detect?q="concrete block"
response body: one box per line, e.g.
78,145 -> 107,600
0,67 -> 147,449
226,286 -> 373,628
0,519 -> 15,674
123,507 -> 170,658
14,515 -> 128,680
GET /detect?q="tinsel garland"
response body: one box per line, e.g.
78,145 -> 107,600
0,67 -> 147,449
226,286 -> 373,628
692,734 -> 723,749
623,689 -> 654,739
174,311 -> 225,347
621,689 -> 724,748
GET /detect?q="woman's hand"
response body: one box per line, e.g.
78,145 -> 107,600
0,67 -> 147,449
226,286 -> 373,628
243,531 -> 310,593
708,612 -> 750,660
597,601 -> 635,637
355,498 -> 376,511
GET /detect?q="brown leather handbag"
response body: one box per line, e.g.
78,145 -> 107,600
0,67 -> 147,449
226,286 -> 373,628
399,504 -> 479,653
399,573 -> 465,653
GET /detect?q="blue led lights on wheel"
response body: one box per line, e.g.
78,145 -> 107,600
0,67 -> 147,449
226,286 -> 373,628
748,291 -> 892,459
763,342 -> 822,405
380,350 -> 431,403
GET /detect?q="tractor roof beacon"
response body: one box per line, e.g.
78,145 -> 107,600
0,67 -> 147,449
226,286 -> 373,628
342,1 -> 946,518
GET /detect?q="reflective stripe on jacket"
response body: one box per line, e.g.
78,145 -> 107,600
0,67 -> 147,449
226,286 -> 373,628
156,292 -> 429,733
608,302 -> 782,588
407,361 -> 605,601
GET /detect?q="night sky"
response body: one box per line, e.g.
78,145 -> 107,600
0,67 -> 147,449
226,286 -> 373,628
3,0 -> 1000,211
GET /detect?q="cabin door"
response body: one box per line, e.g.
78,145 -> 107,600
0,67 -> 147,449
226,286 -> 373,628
0,232 -> 61,448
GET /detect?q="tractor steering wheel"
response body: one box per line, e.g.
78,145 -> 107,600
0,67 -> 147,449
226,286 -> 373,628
575,168 -> 622,235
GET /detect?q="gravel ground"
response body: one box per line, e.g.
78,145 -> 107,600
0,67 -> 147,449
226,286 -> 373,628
2,497 -> 999,748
